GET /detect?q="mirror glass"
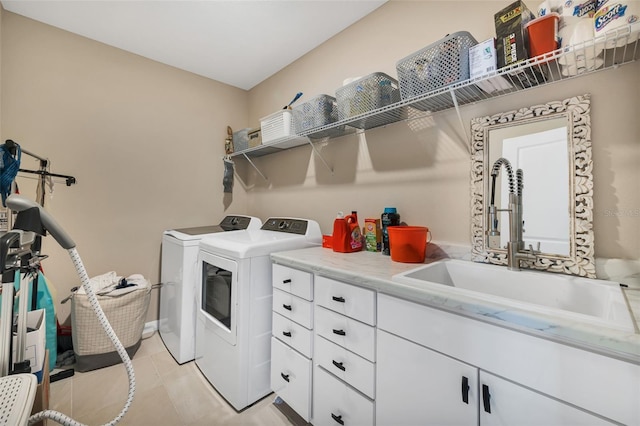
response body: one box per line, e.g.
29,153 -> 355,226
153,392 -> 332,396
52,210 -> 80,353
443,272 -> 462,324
488,117 -> 569,255
470,94 -> 596,278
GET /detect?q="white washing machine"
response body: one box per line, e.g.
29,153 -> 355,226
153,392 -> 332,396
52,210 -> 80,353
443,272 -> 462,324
195,217 -> 322,411
159,216 -> 262,364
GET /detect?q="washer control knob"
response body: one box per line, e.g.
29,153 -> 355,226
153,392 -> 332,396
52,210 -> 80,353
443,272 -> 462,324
278,220 -> 289,230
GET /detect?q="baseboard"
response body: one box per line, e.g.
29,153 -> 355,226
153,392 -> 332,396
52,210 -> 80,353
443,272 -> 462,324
143,320 -> 158,338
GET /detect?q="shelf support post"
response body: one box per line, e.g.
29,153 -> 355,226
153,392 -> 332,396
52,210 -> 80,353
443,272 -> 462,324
449,86 -> 470,144
306,139 -> 334,175
241,152 -> 268,181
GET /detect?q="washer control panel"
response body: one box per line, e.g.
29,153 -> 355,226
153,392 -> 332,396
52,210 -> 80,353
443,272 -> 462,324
219,215 -> 254,231
261,218 -> 309,235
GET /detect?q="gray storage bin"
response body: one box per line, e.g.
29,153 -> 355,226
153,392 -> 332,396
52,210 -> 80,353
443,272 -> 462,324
335,72 -> 405,130
396,31 -> 478,111
293,94 -> 347,138
233,128 -> 251,152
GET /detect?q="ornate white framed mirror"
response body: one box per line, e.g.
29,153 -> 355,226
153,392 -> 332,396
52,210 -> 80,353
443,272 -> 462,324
470,94 -> 595,278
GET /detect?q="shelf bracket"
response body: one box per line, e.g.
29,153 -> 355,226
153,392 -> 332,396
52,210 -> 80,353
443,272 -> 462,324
449,86 -> 470,144
306,139 -> 334,175
241,152 -> 268,181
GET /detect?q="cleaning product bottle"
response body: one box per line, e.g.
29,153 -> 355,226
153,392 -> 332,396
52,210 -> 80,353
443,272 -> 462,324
332,212 -> 349,253
346,211 -> 363,252
381,207 -> 400,255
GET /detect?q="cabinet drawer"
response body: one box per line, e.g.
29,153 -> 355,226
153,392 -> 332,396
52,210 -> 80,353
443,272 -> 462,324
315,306 -> 375,362
272,312 -> 313,358
315,336 -> 375,399
273,264 -> 313,301
312,365 -> 374,426
271,338 -> 312,422
273,288 -> 313,329
315,276 -> 376,326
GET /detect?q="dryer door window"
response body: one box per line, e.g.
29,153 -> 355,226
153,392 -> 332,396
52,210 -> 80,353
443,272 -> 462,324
202,265 -> 232,329
197,251 -> 238,346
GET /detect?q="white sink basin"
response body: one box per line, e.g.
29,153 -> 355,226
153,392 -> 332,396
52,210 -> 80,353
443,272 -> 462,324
392,259 -> 635,332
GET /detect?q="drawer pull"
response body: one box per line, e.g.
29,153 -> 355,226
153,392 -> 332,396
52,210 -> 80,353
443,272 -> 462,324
283,279 -> 292,284
282,304 -> 292,311
282,331 -> 292,337
332,360 -> 346,371
331,413 -> 344,425
461,376 -> 469,404
332,296 -> 345,303
482,384 -> 491,413
332,329 -> 346,336
281,372 -> 290,382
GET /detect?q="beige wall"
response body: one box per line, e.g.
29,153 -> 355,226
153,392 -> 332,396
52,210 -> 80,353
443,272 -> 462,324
1,2 -> 638,326
1,11 -> 249,322
247,1 -> 639,261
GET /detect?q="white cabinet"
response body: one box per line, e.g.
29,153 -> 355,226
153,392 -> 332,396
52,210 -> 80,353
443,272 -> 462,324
270,259 -> 638,426
270,265 -> 313,422
271,338 -> 312,420
479,371 -> 615,426
376,329 -> 615,426
376,329 -> 478,426
313,365 -> 375,426
377,293 -> 629,425
313,276 -> 376,425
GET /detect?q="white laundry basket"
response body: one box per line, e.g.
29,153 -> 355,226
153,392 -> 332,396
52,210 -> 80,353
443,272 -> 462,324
70,272 -> 151,372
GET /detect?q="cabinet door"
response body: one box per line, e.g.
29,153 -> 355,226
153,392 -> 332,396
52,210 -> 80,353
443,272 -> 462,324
272,264 -> 313,301
315,276 -> 376,325
313,365 -> 374,426
479,371 -> 616,426
272,312 -> 313,358
270,338 -> 312,422
272,288 -> 313,328
376,330 -> 478,426
315,305 -> 376,362
315,335 -> 375,399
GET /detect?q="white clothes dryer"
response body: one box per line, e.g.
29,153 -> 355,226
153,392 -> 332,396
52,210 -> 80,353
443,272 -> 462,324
159,216 -> 262,364
195,218 -> 321,411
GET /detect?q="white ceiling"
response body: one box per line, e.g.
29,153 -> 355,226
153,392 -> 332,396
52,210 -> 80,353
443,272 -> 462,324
1,0 -> 387,90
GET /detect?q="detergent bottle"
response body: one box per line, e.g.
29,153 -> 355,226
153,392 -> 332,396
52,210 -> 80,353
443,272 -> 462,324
332,211 -> 363,253
346,211 -> 363,252
332,212 -> 349,253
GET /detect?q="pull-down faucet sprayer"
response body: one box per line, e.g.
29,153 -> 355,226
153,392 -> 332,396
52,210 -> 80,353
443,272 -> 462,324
488,157 -> 538,271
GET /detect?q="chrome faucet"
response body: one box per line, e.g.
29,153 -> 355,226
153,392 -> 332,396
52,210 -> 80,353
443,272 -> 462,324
487,157 -> 539,271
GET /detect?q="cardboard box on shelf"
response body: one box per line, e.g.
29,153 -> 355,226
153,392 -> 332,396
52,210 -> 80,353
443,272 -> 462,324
248,129 -> 262,148
494,1 -> 535,68
469,38 -> 514,94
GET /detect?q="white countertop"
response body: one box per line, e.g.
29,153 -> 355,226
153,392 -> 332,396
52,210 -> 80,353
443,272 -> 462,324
271,245 -> 640,364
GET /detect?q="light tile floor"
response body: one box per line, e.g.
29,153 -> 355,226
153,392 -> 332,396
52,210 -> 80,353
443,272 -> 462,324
49,332 -> 294,425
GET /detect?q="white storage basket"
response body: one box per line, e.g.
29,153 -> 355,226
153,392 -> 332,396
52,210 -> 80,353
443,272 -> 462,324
260,110 -> 296,144
71,273 -> 151,371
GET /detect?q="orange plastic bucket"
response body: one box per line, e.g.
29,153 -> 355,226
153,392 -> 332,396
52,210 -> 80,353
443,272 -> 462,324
388,226 -> 430,263
526,13 -> 560,59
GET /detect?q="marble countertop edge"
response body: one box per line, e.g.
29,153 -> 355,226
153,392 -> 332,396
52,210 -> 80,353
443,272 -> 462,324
271,246 -> 640,365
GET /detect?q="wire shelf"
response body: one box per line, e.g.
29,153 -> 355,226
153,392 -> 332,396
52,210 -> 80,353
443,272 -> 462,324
231,26 -> 639,159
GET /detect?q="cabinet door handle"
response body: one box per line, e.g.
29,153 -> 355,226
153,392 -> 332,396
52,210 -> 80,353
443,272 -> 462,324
283,279 -> 292,284
332,296 -> 345,303
482,384 -> 491,413
331,413 -> 344,425
282,331 -> 292,337
461,376 -> 470,404
282,304 -> 292,311
332,360 -> 346,371
281,373 -> 290,383
332,329 -> 346,336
